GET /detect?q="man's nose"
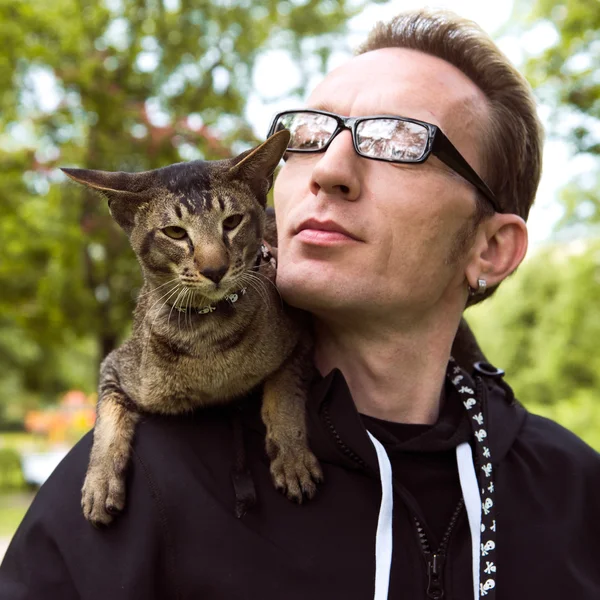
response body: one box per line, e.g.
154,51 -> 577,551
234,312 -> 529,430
309,130 -> 361,201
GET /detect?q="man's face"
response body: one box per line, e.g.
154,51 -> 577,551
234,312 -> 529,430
273,48 -> 490,323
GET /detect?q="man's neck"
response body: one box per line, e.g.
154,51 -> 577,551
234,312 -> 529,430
313,310 -> 462,425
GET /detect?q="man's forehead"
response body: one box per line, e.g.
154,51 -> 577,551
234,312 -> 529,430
307,48 -> 488,137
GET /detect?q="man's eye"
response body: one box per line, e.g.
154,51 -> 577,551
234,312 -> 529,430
293,137 -> 326,150
223,214 -> 244,231
162,226 -> 187,239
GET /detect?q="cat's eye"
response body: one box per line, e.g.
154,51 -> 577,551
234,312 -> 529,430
223,214 -> 244,231
162,226 -> 187,239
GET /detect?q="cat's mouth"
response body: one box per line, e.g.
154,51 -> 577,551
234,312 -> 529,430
178,282 -> 236,304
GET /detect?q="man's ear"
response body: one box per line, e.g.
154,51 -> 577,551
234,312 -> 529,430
227,130 -> 290,205
61,168 -> 154,234
465,213 -> 528,290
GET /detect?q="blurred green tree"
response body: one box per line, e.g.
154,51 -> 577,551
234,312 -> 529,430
0,0 -> 384,422
467,239 -> 600,450
469,0 -> 600,449
517,0 -> 600,229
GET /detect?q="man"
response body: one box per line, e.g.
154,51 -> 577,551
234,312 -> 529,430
1,9 -> 599,600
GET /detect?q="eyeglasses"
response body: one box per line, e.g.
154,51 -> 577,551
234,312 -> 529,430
268,109 -> 500,213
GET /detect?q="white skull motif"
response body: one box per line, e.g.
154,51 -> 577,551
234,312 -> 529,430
475,429 -> 487,442
480,579 -> 496,596
482,498 -> 494,515
198,305 -> 216,314
484,561 -> 497,574
481,463 -> 493,478
481,540 -> 496,556
463,398 -> 476,410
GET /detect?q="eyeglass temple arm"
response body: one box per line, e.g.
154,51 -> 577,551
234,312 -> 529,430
432,132 -> 500,212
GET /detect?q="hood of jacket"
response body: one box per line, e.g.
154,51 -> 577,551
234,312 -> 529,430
303,364 -> 527,477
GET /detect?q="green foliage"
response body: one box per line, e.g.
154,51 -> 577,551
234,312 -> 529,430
495,0 -> 600,449
0,448 -> 26,492
0,492 -> 34,538
0,0 -> 385,421
516,0 -> 600,228
0,505 -> 28,537
467,239 -> 600,449
527,390 -> 600,451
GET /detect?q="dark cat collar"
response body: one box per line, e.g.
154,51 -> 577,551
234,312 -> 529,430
174,243 -> 275,316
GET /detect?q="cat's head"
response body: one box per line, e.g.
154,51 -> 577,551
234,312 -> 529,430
62,130 -> 289,302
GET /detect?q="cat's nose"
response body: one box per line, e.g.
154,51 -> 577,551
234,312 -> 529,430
200,265 -> 228,284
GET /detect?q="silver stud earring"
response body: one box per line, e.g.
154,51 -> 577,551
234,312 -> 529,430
469,278 -> 487,297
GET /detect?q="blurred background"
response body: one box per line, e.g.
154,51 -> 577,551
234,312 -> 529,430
0,0 -> 598,556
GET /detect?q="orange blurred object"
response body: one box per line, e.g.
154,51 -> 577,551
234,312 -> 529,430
24,390 -> 96,444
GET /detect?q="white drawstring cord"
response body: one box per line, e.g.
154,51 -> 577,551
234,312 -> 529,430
367,437 -> 485,600
367,431 -> 394,600
456,442 -> 482,600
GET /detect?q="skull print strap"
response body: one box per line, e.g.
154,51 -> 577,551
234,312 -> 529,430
448,358 -> 497,600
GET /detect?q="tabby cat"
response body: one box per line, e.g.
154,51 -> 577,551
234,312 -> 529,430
62,130 -> 322,527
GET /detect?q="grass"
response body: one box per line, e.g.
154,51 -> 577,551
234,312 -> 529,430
0,492 -> 35,538
0,506 -> 28,537
0,432 -> 63,541
0,432 -> 50,452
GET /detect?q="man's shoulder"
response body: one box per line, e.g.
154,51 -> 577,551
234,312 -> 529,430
517,409 -> 600,472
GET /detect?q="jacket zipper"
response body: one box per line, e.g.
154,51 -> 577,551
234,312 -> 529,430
323,401 -> 465,599
322,403 -> 367,468
414,498 -> 464,599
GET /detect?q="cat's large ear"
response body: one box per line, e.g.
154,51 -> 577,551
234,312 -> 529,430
227,130 -> 290,205
61,168 -> 155,233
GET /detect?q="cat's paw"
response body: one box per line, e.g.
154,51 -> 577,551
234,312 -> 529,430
268,443 -> 323,503
81,464 -> 126,527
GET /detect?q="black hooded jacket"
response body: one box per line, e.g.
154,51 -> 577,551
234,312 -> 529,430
1,366 -> 600,600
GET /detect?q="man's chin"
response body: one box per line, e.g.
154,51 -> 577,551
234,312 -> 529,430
277,272 -> 345,314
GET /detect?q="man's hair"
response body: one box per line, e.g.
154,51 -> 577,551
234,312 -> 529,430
356,9 -> 544,304
356,9 -> 543,221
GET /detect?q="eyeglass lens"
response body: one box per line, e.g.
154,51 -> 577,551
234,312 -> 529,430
275,112 -> 337,150
273,112 -> 429,161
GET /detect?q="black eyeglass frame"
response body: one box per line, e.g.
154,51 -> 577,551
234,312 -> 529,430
268,109 -> 500,213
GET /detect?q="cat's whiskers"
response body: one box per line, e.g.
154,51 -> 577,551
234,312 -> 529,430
177,288 -> 187,336
141,283 -> 183,371
239,273 -> 270,308
237,273 -> 262,304
167,287 -> 188,330
183,288 -> 194,333
251,261 -> 272,271
183,288 -> 193,335
247,270 -> 283,308
145,283 -> 183,322
169,286 -> 192,349
185,288 -> 195,332
137,277 -> 180,299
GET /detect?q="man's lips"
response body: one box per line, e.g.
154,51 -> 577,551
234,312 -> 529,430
295,219 -> 360,242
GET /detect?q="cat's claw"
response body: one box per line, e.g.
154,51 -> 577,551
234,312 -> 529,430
268,445 -> 323,503
81,465 -> 126,527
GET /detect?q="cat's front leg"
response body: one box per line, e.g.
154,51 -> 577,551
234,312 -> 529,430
82,370 -> 140,526
261,338 -> 323,502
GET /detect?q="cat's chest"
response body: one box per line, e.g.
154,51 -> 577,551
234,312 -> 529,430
137,350 -> 268,411
135,324 -> 284,411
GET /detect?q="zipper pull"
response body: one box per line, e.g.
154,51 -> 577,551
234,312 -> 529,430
426,552 -> 446,599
